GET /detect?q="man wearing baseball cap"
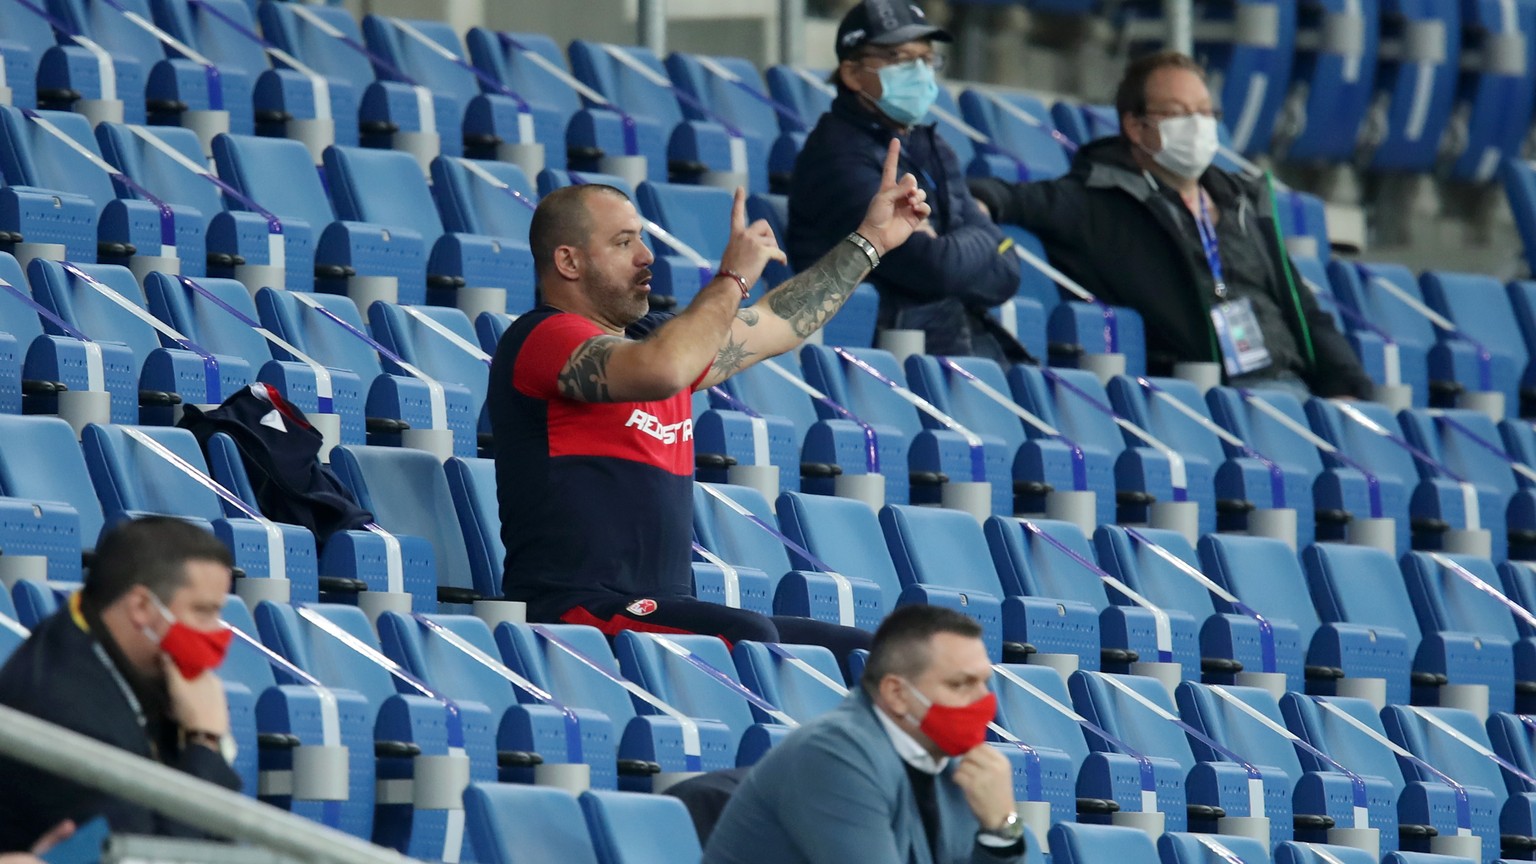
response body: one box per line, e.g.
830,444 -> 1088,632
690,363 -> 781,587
787,0 -> 1028,363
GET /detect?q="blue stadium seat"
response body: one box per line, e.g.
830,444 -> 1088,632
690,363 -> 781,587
494,621 -> 738,784
257,0 -> 436,152
1275,0 -> 1380,164
1327,261 -> 1438,406
0,0 -> 101,112
50,0 -> 224,126
764,65 -> 832,130
1283,692 -> 1500,858
579,788 -> 703,864
366,300 -> 491,439
0,414 -> 103,578
219,595 -> 377,839
1201,532 -> 1407,697
464,783 -> 598,864
328,443 -> 482,609
568,41 -> 739,187
324,145 -> 534,308
1503,160 -> 1536,279
10,579 -> 62,628
152,0 -> 351,143
615,630 -> 791,765
1179,681 -> 1397,845
360,16 -> 530,160
144,272 -> 364,445
957,90 -> 1071,182
1363,0 -> 1461,171
773,489 -> 906,619
1444,0 -> 1536,183
878,503 -> 1008,659
666,52 -> 795,196
1046,808 -> 1159,863
443,455 -> 501,599
992,661 -> 1179,831
375,611 -> 614,788
634,180 -> 733,308
1383,704 -> 1536,857
1189,0 -> 1299,155
429,157 -> 540,313
1400,550 -> 1522,714
256,601 -> 495,860
1399,407 -> 1530,561
79,422 -> 318,596
1158,831 -> 1273,864
731,640 -> 847,723
1419,270 -> 1526,417
254,287 -> 477,457
0,105 -> 199,267
28,258 -> 245,423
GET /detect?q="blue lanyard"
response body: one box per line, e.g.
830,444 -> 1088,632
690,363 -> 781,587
1195,191 -> 1226,299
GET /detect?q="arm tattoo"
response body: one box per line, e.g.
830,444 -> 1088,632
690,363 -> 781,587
736,307 -> 760,326
711,331 -> 756,379
557,335 -> 623,402
765,238 -> 870,338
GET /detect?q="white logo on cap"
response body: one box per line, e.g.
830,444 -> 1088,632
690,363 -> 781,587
841,27 -> 866,46
910,5 -> 925,18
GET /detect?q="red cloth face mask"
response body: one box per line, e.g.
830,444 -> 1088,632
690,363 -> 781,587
905,679 -> 998,757
146,595 -> 233,679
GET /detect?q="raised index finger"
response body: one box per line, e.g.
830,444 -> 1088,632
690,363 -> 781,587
880,138 -> 901,189
731,186 -> 747,232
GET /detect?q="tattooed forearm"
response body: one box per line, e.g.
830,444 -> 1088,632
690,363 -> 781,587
711,331 -> 756,379
765,237 -> 871,339
557,335 -> 623,402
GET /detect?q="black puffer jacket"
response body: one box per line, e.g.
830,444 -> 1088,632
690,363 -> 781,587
970,137 -> 1372,398
788,91 -> 1026,362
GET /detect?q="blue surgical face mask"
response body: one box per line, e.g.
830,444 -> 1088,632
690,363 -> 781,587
874,59 -> 938,127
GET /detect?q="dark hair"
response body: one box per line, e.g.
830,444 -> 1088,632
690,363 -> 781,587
528,184 -> 631,279
1113,51 -> 1206,130
81,516 -> 234,613
860,605 -> 984,691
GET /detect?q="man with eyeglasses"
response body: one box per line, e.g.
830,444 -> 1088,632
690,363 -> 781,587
970,52 -> 1371,399
787,0 -> 1029,364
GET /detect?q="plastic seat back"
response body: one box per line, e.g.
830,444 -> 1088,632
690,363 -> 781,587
325,144 -> 446,242
0,104 -> 116,207
1177,682 -> 1305,794
496,622 -> 638,732
635,181 -> 731,261
1094,525 -> 1219,620
97,123 -> 223,234
0,414 -> 106,550
776,490 -> 903,612
257,1 -> 377,94
465,783 -> 600,864
431,157 -> 536,240
1158,831 -> 1273,864
367,301 -> 487,410
212,132 -> 335,228
81,423 -> 223,521
580,788 -> 702,864
692,481 -> 790,580
446,456 -> 502,599
879,503 -> 1002,596
256,288 -> 383,386
986,516 -> 1106,608
1049,821 -> 1159,864
1198,533 -> 1321,643
617,631 -> 760,740
731,641 -> 846,724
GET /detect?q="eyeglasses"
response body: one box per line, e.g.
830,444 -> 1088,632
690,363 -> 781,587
856,49 -> 946,72
1143,107 -> 1223,121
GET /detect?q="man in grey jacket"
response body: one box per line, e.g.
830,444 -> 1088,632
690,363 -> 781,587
703,606 -> 1025,864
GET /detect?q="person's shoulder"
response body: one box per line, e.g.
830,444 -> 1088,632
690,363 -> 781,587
0,613 -> 105,711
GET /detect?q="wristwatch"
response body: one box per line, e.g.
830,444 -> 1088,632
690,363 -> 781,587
978,810 -> 1025,844
184,728 -> 238,765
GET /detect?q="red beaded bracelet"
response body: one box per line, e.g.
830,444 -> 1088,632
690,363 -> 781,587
717,268 -> 751,299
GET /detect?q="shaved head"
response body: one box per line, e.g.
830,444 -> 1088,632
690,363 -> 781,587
529,183 -> 632,280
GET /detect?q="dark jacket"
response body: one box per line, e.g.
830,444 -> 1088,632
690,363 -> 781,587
788,91 -> 1025,363
969,137 -> 1373,398
0,604 -> 242,851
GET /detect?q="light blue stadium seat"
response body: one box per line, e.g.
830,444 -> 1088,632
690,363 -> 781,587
957,90 -> 1071,183
80,422 -> 318,596
1158,831 -> 1273,864
50,0 -> 221,125
615,630 -> 791,766
0,0 -> 97,112
1276,0 -> 1380,164
494,621 -> 738,785
360,16 -> 527,160
375,611 -> 614,788
744,191 -> 798,293
1179,681 -> 1398,846
535,167 -> 636,200
666,52 -> 792,196
257,0 -> 433,151
10,579 -> 62,628
255,601 -> 496,861
1503,161 -> 1536,279
430,157 -> 541,313
254,286 -> 477,457
28,258 -> 248,424
731,641 -> 847,723
878,503 -> 1009,660
1444,0 -> 1536,183
764,65 -> 832,130
1206,386 -> 1366,549
568,41 -> 737,187
144,272 -> 366,445
214,132 -> 426,299
805,345 -> 1006,511
0,414 -> 102,578
1384,704 -> 1536,856
1201,532 -> 1406,697
1399,407 -> 1529,561
1400,550 -> 1522,714
1283,692 -> 1500,858
325,145 -> 533,308
927,84 -> 977,168
220,595 -> 376,838
0,105 -> 198,267
366,300 -> 491,438
1420,271 -> 1527,416
1364,0 -> 1460,171
1049,820 -> 1159,864
1012,365 -> 1198,530
465,783 -> 598,864
634,180 -> 732,308
580,788 -> 703,864
773,488 -> 916,620
442,455 -> 501,601
329,443 -> 481,609
989,516 -> 1200,679
992,661 -> 1177,831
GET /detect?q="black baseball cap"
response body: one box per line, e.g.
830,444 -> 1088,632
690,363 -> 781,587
835,0 -> 952,60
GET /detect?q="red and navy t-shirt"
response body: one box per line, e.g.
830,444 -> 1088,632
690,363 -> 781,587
488,306 -> 703,618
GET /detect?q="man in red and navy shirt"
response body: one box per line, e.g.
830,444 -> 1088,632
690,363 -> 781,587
489,141 -> 929,662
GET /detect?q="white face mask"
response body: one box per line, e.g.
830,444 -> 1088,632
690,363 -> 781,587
1148,113 -> 1219,179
